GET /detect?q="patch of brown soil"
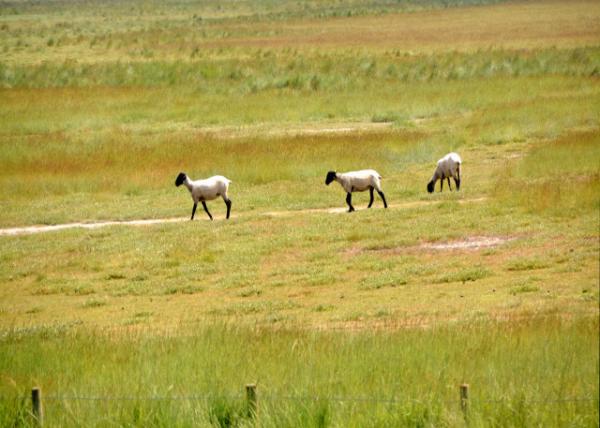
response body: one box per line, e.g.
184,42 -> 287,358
344,234 -> 514,258
0,218 -> 187,237
420,236 -> 515,251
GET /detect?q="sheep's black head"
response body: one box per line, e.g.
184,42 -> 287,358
455,178 -> 461,191
175,172 -> 187,187
427,180 -> 435,193
325,171 -> 337,185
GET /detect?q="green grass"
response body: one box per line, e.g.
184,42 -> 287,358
0,318 -> 598,427
0,0 -> 599,425
0,73 -> 597,226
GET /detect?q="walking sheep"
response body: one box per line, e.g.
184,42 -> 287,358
325,169 -> 388,212
175,172 -> 232,220
427,153 -> 461,193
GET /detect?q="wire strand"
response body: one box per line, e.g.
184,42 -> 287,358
0,394 -> 584,406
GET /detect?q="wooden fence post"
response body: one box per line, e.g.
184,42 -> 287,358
246,383 -> 257,418
460,383 -> 469,417
31,387 -> 43,426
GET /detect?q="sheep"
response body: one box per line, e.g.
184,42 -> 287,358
325,169 -> 388,212
175,172 -> 232,220
427,152 -> 462,193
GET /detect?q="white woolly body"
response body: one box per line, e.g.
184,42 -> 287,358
335,169 -> 383,193
183,175 -> 231,202
433,153 -> 461,181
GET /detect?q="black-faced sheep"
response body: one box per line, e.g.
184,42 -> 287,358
175,172 -> 232,220
325,169 -> 388,212
427,153 -> 461,193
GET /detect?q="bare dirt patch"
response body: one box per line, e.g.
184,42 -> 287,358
421,236 -> 515,251
264,197 -> 487,218
118,121 -> 394,139
198,121 -> 394,139
0,218 -> 187,237
346,234 -> 514,257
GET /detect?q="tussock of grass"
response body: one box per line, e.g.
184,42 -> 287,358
82,298 -> 107,308
506,258 -> 550,272
163,285 -> 203,295
434,266 -> 491,284
511,284 -> 540,295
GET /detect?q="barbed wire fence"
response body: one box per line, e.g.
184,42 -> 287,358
2,384 -> 597,426
2,313 -> 598,425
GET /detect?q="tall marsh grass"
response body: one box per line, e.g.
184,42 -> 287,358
0,317 -> 598,427
498,131 -> 600,216
1,48 -> 598,89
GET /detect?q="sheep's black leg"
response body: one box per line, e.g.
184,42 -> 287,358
225,199 -> 232,219
368,187 -> 374,208
454,178 -> 461,191
440,179 -> 444,192
447,177 -> 452,191
202,201 -> 213,221
377,191 -> 388,208
191,202 -> 197,220
346,193 -> 355,212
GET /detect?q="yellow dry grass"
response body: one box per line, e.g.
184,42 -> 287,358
206,0 -> 600,51
1,0 -> 598,66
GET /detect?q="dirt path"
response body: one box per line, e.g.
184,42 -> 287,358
0,218 -> 187,237
262,197 -> 486,217
0,197 -> 486,237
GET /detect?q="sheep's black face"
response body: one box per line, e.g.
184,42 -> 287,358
455,179 -> 461,191
427,180 -> 435,193
175,172 -> 187,187
325,171 -> 336,185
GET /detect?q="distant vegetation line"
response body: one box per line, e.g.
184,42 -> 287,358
1,47 -> 597,89
0,0 -> 507,21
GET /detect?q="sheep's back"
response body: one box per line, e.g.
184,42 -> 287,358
191,176 -> 231,199
340,170 -> 381,192
436,153 -> 461,177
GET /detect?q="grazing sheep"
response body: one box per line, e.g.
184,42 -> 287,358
427,153 -> 462,193
325,169 -> 388,212
175,172 -> 232,220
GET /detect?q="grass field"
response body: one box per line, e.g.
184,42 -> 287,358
0,0 -> 599,426
1,319 -> 598,427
